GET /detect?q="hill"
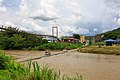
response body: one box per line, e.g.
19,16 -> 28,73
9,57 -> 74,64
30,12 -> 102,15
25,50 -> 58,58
94,27 -> 120,42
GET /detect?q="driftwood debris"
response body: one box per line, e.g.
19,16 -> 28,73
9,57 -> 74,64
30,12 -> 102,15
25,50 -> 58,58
45,50 -> 51,56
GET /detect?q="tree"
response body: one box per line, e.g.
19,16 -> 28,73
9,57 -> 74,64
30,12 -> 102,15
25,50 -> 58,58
73,33 -> 80,39
0,26 -> 48,50
10,34 -> 25,49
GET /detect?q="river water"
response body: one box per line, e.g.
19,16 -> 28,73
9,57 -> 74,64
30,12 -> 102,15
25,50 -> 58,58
6,50 -> 120,80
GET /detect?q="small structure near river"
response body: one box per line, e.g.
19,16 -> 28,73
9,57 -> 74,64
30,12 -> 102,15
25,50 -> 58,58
105,39 -> 116,46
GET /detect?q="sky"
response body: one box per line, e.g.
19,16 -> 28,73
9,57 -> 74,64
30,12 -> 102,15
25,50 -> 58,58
0,0 -> 120,37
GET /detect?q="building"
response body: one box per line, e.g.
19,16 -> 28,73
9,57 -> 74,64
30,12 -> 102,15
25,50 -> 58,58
67,38 -> 79,43
80,36 -> 86,43
42,36 -> 58,42
105,39 -> 116,46
61,36 -> 79,43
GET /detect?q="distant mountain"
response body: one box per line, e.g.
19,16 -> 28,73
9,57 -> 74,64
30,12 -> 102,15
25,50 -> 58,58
95,27 -> 120,40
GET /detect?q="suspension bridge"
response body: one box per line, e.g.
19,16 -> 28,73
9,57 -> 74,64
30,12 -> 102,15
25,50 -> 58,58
0,25 -> 61,42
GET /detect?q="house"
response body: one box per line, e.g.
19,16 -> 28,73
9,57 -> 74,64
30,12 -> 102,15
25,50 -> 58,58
67,38 -> 79,43
105,39 -> 116,46
61,36 -> 79,43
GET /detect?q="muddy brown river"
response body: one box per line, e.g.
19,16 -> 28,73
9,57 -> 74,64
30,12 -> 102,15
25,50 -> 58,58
6,50 -> 120,80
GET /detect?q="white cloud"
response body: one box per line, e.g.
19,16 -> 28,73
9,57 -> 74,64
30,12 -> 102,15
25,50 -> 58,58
117,12 -> 120,25
93,28 -> 98,32
0,0 -> 6,12
118,18 -> 120,25
5,21 -> 16,27
0,0 -> 120,37
22,19 -> 44,31
0,6 -> 6,12
19,0 -> 60,21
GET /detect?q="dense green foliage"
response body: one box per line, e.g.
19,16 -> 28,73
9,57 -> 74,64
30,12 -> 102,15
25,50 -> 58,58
95,27 -> 120,41
73,34 -> 80,39
0,51 -> 30,80
32,42 -> 82,50
0,27 -> 47,50
0,51 -> 83,80
0,51 -> 11,69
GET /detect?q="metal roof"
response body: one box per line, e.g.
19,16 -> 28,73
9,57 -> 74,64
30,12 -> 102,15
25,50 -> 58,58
105,39 -> 116,42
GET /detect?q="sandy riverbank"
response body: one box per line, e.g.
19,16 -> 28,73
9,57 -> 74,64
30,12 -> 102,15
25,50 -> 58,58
5,50 -> 120,80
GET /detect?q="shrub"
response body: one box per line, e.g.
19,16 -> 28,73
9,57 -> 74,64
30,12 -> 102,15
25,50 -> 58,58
79,46 -> 120,55
0,27 -> 48,50
32,42 -> 82,50
0,51 -> 83,80
0,51 -> 11,69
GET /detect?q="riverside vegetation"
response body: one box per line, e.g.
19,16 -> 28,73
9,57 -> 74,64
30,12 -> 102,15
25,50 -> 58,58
79,45 -> 120,55
0,51 -> 83,80
0,27 -> 81,50
0,27 -> 83,80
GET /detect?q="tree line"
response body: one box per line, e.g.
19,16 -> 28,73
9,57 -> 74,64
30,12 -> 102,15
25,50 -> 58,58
0,27 -> 47,50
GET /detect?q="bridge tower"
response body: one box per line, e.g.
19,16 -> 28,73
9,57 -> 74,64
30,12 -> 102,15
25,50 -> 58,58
52,26 -> 58,37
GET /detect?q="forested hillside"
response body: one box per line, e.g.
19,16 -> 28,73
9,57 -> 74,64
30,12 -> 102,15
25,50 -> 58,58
95,27 -> 120,41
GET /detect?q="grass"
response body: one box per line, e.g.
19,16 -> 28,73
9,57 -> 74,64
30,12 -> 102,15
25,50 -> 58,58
32,42 -> 82,51
0,51 -> 83,80
78,45 -> 120,55
0,50 -> 11,69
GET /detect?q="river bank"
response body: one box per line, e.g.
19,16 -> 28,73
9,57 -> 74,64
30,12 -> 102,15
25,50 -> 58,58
5,50 -> 120,80
79,46 -> 120,55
